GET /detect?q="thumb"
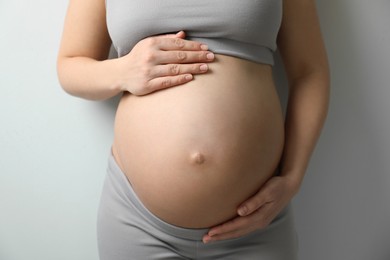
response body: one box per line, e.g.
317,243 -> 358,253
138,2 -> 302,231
237,189 -> 268,216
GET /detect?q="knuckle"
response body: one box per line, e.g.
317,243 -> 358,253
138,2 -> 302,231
144,52 -> 156,63
170,64 -> 180,75
173,38 -> 185,48
141,66 -> 152,77
178,76 -> 186,83
161,78 -> 171,88
146,37 -> 157,46
199,51 -> 206,60
176,51 -> 187,61
191,42 -> 199,50
181,74 -> 191,82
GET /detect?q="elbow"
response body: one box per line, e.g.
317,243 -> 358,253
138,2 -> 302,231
288,63 -> 331,112
314,64 -> 331,98
56,56 -> 97,100
56,56 -> 74,96
314,60 -> 331,91
56,55 -> 121,101
289,62 -> 331,96
291,59 -> 330,84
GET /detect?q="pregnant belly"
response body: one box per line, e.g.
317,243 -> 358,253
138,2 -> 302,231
113,55 -> 285,228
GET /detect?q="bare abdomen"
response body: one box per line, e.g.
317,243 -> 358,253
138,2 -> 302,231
112,55 -> 285,228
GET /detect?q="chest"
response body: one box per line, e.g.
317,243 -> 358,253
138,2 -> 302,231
105,0 -> 282,56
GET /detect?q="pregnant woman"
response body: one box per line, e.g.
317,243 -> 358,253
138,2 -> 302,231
57,0 -> 329,259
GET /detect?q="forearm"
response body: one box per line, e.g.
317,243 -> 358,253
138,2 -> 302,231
279,72 -> 330,190
57,56 -> 122,101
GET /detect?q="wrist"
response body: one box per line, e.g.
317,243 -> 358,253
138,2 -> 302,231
103,58 -> 126,93
279,170 -> 304,195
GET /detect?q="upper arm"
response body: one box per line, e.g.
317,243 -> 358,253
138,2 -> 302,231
57,0 -> 112,61
277,0 -> 329,83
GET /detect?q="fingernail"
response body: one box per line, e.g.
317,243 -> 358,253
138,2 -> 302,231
238,206 -> 248,216
185,74 -> 193,80
200,64 -> 208,71
200,44 -> 208,50
207,52 -> 215,60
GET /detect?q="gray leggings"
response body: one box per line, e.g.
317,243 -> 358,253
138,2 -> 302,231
97,151 -> 299,260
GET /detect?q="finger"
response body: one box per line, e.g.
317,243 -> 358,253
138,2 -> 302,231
157,37 -> 209,51
154,30 -> 186,39
156,50 -> 215,64
175,30 -> 186,38
203,215 -> 260,243
151,63 -> 209,77
209,203 -> 274,237
145,74 -> 193,93
203,227 -> 252,244
205,205 -> 276,243
237,189 -> 272,217
207,214 -> 253,237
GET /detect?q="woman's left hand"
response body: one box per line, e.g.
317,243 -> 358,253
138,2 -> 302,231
202,175 -> 300,243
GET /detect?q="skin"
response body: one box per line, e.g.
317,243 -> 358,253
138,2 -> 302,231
56,2 -> 214,100
57,0 -> 329,244
111,54 -> 284,228
203,0 -> 330,243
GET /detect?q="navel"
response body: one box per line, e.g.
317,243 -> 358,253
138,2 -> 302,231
189,151 -> 206,165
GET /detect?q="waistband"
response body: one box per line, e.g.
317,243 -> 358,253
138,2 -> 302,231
107,150 -> 209,241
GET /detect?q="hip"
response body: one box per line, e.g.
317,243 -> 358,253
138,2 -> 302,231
97,151 -> 298,259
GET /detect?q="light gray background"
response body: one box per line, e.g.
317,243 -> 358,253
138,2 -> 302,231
1,1 -> 389,259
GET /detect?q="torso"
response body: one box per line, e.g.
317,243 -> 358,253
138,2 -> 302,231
112,54 -> 285,228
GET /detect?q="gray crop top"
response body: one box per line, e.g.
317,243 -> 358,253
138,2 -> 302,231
105,0 -> 283,65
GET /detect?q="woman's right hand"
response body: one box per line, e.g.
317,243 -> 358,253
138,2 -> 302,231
116,31 -> 215,96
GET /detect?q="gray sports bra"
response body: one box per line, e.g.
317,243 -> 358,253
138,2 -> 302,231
105,0 -> 283,65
